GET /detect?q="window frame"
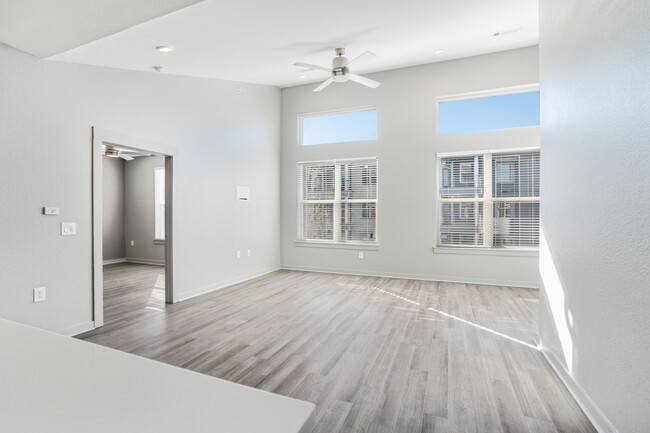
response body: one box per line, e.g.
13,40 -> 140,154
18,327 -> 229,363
435,147 -> 540,251
154,166 -> 165,242
296,157 -> 379,247
298,106 -> 378,147
435,83 -> 540,135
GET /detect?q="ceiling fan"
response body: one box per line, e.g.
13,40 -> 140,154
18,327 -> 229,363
102,145 -> 152,161
295,48 -> 381,92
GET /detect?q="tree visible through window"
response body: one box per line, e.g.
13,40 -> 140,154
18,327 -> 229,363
297,158 -> 378,244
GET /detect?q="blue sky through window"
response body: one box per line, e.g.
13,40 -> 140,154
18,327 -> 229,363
438,91 -> 540,134
302,109 -> 377,146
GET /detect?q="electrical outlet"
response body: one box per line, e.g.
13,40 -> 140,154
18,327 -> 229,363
358,251 -> 364,259
131,240 -> 135,246
236,250 -> 241,259
247,249 -> 251,257
61,222 -> 76,236
33,287 -> 46,303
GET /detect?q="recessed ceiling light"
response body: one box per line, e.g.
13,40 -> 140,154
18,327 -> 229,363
434,49 -> 444,54
156,46 -> 173,53
298,75 -> 306,79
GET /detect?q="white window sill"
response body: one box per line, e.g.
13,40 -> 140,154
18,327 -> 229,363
153,239 -> 166,245
432,246 -> 538,257
294,241 -> 379,251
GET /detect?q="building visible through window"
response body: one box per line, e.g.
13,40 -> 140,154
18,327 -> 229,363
438,150 -> 539,248
297,158 -> 378,244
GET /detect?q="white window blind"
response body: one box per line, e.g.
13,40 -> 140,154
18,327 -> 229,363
297,158 -> 378,244
438,149 -> 539,248
154,167 -> 165,240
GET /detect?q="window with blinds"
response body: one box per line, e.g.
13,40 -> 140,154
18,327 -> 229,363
154,167 -> 165,240
297,158 -> 378,244
438,149 -> 539,248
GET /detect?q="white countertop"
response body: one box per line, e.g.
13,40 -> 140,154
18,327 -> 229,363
0,319 -> 315,433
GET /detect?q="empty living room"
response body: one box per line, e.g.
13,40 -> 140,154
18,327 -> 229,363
0,1 -> 647,432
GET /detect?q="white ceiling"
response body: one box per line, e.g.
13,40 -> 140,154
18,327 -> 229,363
2,0 -> 538,88
0,0 -> 204,58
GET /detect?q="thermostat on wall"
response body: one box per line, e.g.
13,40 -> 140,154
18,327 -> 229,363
236,185 -> 250,201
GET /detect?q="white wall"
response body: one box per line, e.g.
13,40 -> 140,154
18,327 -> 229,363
281,46 -> 540,287
124,155 -> 165,265
0,43 -> 281,334
538,1 -> 650,432
102,156 -> 125,261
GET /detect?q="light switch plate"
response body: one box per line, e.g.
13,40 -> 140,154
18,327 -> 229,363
61,222 -> 76,236
236,185 -> 250,201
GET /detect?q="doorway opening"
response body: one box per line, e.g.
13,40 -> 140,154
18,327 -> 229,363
92,128 -> 174,328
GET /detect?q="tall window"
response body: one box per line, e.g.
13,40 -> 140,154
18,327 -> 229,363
154,167 -> 165,241
297,158 -> 378,244
438,149 -> 539,248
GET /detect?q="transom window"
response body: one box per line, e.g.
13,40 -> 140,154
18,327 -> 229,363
297,158 -> 378,244
300,108 -> 377,146
437,149 -> 540,248
437,86 -> 540,134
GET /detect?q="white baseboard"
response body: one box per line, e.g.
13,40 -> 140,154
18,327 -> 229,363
57,321 -> 95,337
103,258 -> 126,265
176,266 -> 281,302
125,257 -> 165,266
536,340 -> 618,433
281,264 -> 539,289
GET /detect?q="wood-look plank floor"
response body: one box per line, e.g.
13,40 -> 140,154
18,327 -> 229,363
77,263 -> 596,433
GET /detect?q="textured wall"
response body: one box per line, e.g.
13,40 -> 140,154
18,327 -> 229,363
124,155 -> 165,264
539,1 -> 650,432
0,43 -> 281,334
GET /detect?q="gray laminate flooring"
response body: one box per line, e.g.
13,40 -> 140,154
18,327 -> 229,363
77,263 -> 596,433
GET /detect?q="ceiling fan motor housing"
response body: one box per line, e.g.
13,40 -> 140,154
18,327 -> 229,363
332,55 -> 350,82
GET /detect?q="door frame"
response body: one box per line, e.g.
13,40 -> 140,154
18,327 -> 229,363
92,127 -> 175,328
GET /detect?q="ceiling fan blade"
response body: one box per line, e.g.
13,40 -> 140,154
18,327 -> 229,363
294,62 -> 332,73
346,50 -> 376,68
120,154 -> 134,161
313,77 -> 334,92
348,73 -> 381,89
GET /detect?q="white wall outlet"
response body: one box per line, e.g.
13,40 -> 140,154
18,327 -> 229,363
236,250 -> 241,259
358,251 -> 364,259
247,249 -> 251,257
130,240 -> 135,246
61,222 -> 76,236
43,207 -> 59,215
33,287 -> 46,303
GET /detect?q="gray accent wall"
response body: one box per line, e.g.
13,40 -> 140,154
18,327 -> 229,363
539,1 -> 650,432
124,155 -> 165,265
102,156 -> 125,261
281,46 -> 540,287
0,43 -> 281,334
